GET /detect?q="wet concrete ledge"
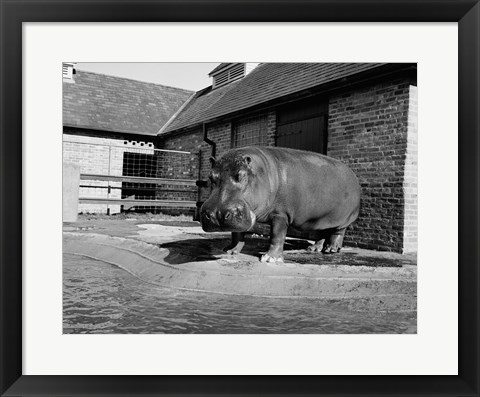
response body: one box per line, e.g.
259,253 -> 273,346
63,222 -> 416,313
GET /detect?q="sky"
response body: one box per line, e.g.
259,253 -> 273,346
75,62 -> 220,91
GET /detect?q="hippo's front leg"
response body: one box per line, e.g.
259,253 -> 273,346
224,232 -> 246,255
261,215 -> 288,263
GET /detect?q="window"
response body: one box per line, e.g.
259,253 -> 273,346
233,115 -> 268,147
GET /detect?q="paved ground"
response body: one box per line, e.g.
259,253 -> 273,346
64,215 -> 417,314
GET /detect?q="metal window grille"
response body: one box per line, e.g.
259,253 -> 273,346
233,115 -> 268,147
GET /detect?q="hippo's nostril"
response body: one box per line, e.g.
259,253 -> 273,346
224,212 -> 231,220
209,212 -> 217,222
202,211 -> 215,223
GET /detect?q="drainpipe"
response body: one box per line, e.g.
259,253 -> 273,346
202,122 -> 216,159
197,122 -> 215,188
195,122 -> 216,218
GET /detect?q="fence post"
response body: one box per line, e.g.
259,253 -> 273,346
63,162 -> 80,222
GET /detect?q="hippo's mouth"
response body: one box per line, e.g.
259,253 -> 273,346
200,205 -> 256,233
222,209 -> 256,232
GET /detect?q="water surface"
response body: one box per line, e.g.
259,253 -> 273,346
63,254 -> 416,334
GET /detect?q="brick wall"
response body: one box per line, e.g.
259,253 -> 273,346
153,150 -> 200,215
403,86 -> 418,253
327,78 -> 415,252
63,132 -> 123,214
266,110 -> 277,146
63,130 -> 154,214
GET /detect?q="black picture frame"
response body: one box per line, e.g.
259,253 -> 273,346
1,1 -> 478,396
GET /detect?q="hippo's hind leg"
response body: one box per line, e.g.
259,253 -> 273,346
323,228 -> 346,254
224,232 -> 246,255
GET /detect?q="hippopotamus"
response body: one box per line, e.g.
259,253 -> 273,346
200,146 -> 360,263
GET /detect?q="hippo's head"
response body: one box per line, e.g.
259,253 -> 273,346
200,151 -> 257,232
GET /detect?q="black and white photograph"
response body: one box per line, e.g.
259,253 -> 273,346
62,62 -> 417,334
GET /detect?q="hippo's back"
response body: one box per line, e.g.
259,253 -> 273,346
249,146 -> 361,231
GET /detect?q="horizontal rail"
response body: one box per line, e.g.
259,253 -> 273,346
79,198 -> 197,208
80,173 -> 197,186
79,185 -> 197,192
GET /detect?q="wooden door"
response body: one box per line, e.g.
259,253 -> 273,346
276,97 -> 328,154
277,115 -> 327,153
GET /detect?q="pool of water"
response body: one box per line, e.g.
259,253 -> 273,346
63,254 -> 416,334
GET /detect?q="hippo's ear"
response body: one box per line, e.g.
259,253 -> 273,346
209,157 -> 216,167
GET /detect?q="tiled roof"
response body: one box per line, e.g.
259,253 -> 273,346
63,70 -> 193,136
160,81 -> 243,134
162,63 -> 386,134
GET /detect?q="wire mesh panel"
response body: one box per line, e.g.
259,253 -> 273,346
117,146 -> 198,214
64,139 -> 199,215
120,150 -> 157,202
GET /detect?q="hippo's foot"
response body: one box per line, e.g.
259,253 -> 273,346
224,232 -> 246,255
323,244 -> 341,254
223,241 -> 245,255
307,239 -> 325,253
260,253 -> 284,263
322,230 -> 344,254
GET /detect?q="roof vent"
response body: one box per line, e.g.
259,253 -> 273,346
62,62 -> 76,83
208,63 -> 260,89
212,63 -> 245,89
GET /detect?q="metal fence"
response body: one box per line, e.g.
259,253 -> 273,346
64,140 -> 200,215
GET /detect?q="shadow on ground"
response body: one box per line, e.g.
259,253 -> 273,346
159,236 -> 265,264
160,235 -> 408,267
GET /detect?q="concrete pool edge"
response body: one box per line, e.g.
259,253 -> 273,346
63,232 -> 416,312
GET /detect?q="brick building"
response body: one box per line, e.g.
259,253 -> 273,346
157,63 -> 417,253
62,64 -> 193,214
